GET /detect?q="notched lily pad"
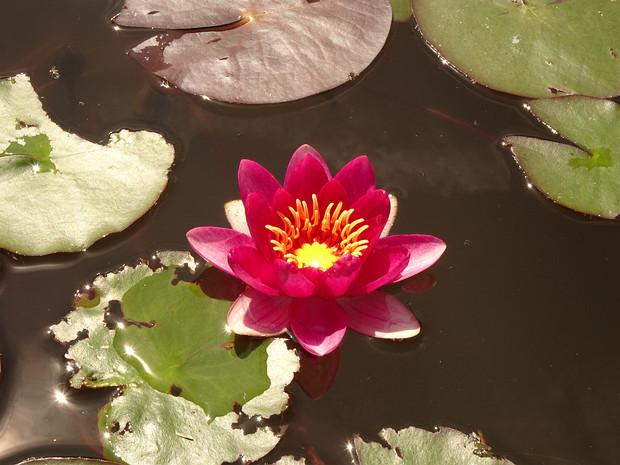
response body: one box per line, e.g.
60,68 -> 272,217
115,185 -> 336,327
413,0 -> 620,98
354,426 -> 516,465
506,96 -> 620,218
0,74 -> 175,255
51,252 -> 299,465
113,267 -> 271,419
114,0 -> 392,104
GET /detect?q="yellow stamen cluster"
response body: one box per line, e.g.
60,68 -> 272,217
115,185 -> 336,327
265,194 -> 369,270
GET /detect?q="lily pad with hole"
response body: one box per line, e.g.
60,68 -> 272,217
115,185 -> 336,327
505,96 -> 620,218
114,0 -> 392,104
354,426 -> 516,465
0,74 -> 174,255
413,0 -> 620,98
52,252 -> 299,465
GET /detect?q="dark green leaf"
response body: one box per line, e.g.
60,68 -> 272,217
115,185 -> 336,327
1,133 -> 56,173
506,96 -> 620,218
114,268 -> 271,419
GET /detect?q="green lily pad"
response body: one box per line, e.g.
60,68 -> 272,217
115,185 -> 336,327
113,267 -> 271,419
413,0 -> 620,98
505,96 -> 620,218
390,0 -> 413,22
0,74 -> 175,255
52,252 -> 299,465
354,426 -> 516,464
16,459 -> 121,465
1,133 -> 56,173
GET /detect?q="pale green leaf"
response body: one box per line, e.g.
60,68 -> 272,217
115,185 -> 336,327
354,426 -> 516,465
0,74 -> 175,255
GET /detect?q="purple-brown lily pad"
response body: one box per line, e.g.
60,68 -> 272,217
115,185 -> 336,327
114,0 -> 392,104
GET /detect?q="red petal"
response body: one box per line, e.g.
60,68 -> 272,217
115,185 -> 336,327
334,156 -> 375,203
337,291 -> 420,338
243,192 -> 276,260
301,254 -> 362,298
346,246 -> 409,295
272,259 -> 316,297
289,298 -> 347,356
227,289 -> 291,337
238,159 -> 282,203
375,235 -> 447,282
285,145 -> 331,187
228,245 -> 282,296
316,179 -> 351,211
186,226 -> 254,275
284,153 -> 331,204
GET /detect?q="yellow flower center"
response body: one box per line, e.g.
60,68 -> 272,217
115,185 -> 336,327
265,194 -> 369,270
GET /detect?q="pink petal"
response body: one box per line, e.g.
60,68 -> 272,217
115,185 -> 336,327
349,190 -> 391,252
228,245 -> 282,296
337,291 -> 420,339
285,145 -> 331,188
346,246 -> 409,295
272,259 -> 316,297
301,254 -> 362,298
186,226 -> 254,275
316,179 -> 351,211
270,188 -> 296,217
243,192 -> 276,260
350,189 -> 390,229
283,153 -> 331,204
334,156 -> 376,204
238,159 -> 282,203
227,289 -> 291,337
375,235 -> 447,282
289,298 -> 347,356
229,246 -> 315,298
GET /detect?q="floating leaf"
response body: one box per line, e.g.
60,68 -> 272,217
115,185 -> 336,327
413,0 -> 620,98
113,267 -> 271,419
0,74 -> 174,255
267,458 -> 307,465
1,133 -> 56,173
99,341 -> 295,465
114,0 -> 392,104
16,459 -> 121,465
52,252 -> 299,465
505,96 -> 620,218
390,0 -> 413,22
354,426 -> 516,465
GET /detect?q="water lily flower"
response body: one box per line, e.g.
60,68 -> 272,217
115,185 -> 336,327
187,145 -> 446,355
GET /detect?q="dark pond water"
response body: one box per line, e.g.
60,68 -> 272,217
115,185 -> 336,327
0,1 -> 619,464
